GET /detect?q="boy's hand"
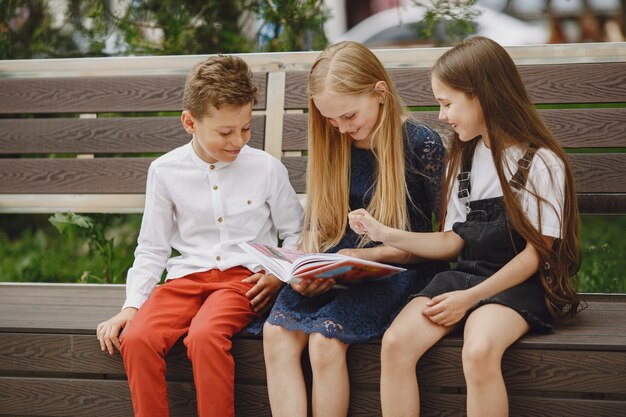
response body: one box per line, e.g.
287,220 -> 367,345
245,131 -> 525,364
96,307 -> 137,355
291,278 -> 335,297
243,273 -> 283,315
348,209 -> 388,243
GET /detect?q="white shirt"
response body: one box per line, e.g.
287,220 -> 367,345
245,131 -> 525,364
444,139 -> 565,238
123,142 -> 304,310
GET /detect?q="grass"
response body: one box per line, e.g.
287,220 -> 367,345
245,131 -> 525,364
0,213 -> 624,293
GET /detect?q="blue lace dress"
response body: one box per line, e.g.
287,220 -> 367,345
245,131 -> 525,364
261,119 -> 448,344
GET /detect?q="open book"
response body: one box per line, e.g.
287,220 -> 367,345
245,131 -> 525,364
239,242 -> 406,285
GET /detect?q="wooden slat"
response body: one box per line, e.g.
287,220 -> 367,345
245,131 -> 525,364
348,344 -> 626,394
0,158 -> 154,194
0,73 -> 267,114
0,116 -> 265,155
282,154 -> 626,195
282,109 -> 626,151
4,377 -> 620,417
571,153 -> 626,193
284,63 -> 626,109
578,194 -> 626,214
0,334 -> 266,382
1,284 -> 625,349
3,331 -> 624,395
422,394 -> 626,417
0,378 -> 272,417
282,156 -> 307,192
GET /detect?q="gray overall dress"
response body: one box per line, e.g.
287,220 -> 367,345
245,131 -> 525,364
417,145 -> 552,330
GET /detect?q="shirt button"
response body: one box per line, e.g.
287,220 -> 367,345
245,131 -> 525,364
216,255 -> 221,261
213,185 -> 218,190
210,165 -> 215,170
218,217 -> 223,222
247,200 -> 252,205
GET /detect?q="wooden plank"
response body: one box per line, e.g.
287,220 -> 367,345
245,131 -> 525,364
0,334 -> 266,382
0,73 -> 267,114
0,158 -> 154,194
3,127 -> 315,192
284,63 -> 626,109
424,394 -> 626,417
2,330 -> 626,394
0,379 -> 624,417
282,154 -> 626,196
2,289 -> 626,351
282,109 -> 626,151
570,153 -> 626,193
0,377 -> 272,417
348,344 -> 626,394
0,116 -> 265,155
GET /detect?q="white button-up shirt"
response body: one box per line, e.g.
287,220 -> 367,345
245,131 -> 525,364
123,142 -> 304,309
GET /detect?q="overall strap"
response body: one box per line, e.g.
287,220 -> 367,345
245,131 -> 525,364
509,144 -> 539,191
457,145 -> 474,213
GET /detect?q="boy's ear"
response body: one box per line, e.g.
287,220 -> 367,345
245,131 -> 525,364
181,110 -> 196,134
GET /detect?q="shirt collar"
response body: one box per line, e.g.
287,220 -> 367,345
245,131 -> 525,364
187,141 -> 248,171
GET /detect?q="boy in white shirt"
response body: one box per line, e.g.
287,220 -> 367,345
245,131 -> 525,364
96,55 -> 303,417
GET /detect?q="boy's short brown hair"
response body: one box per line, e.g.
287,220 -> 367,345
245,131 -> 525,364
183,55 -> 258,119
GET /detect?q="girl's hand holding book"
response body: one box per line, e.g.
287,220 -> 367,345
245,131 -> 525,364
291,278 -> 336,297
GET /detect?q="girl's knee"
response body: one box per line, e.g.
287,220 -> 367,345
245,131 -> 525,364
308,333 -> 347,371
382,324 -> 430,364
462,338 -> 501,380
263,323 -> 307,363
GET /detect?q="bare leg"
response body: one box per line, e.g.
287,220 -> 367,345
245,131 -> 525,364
462,304 -> 530,417
381,297 -> 454,417
263,322 -> 310,417
308,333 -> 350,417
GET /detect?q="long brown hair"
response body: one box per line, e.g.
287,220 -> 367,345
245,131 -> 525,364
433,36 -> 581,321
301,41 -> 410,253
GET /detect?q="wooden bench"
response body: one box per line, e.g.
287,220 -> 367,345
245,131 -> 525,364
1,43 -> 626,416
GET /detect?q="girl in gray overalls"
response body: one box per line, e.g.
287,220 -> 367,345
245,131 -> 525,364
348,36 -> 582,417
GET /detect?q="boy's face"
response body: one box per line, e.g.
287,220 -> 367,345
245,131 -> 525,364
181,102 -> 253,164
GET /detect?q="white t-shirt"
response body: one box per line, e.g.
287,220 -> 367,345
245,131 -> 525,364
123,142 -> 304,310
444,139 -> 565,238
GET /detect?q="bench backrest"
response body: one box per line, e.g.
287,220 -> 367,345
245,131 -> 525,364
1,44 -> 625,215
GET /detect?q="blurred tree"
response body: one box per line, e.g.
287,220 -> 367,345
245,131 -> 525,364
0,0 -> 329,59
102,0 -> 254,55
412,0 -> 480,46
0,0 -> 101,58
252,0 -> 328,51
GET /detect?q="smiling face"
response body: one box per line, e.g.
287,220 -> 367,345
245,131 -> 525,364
181,102 -> 253,163
312,85 -> 384,149
431,75 -> 488,146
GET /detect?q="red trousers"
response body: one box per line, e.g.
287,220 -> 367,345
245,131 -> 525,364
120,267 -> 258,417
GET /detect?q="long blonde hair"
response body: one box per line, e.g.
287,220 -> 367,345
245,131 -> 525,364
434,36 -> 581,321
301,41 -> 411,253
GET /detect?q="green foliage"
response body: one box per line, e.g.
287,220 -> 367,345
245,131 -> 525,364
0,214 -> 140,284
1,0 -> 329,58
252,0 -> 328,51
412,0 -> 481,45
1,0 -> 88,58
577,215 -> 626,293
47,212 -> 136,284
103,0 -> 254,55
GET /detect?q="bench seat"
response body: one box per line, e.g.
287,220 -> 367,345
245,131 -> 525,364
1,283 -> 625,417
